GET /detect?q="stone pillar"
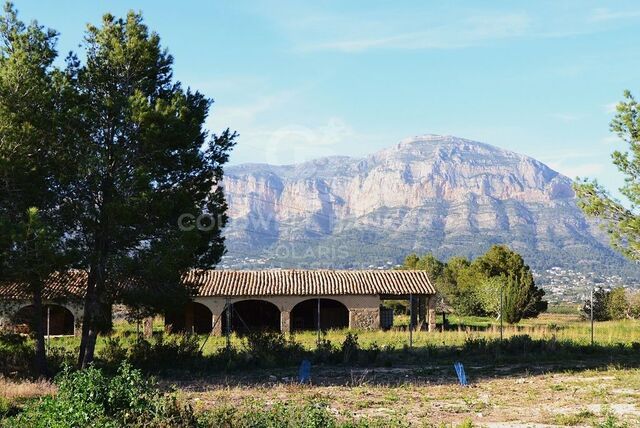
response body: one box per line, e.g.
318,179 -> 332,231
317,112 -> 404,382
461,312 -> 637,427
417,296 -> 427,330
74,320 -> 82,337
212,312 -> 222,336
427,295 -> 437,332
142,317 -> 153,338
349,308 -> 379,330
280,310 -> 290,334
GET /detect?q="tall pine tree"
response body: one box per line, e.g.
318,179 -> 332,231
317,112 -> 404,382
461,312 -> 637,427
0,2 -> 72,376
60,12 -> 236,367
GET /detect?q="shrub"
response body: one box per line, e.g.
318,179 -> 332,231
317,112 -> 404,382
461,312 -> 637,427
98,337 -> 128,370
340,332 -> 360,364
128,333 -> 201,373
0,333 -> 33,376
46,346 -> 76,375
197,398 -> 410,427
242,331 -> 305,367
8,362 -> 198,427
313,333 -> 335,363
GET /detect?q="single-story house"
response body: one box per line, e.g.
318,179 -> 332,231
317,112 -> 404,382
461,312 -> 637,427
0,269 -> 437,336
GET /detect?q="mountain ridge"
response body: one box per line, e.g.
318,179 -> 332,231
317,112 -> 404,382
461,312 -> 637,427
220,135 -> 639,282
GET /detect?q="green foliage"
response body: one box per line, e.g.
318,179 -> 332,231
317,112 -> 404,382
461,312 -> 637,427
8,362 -> 198,427
402,245 -> 547,320
582,287 -> 610,321
61,10 -> 237,365
607,287 -> 629,320
197,398 -> 408,428
0,2 -> 74,377
340,332 -> 360,364
473,245 -> 547,318
0,332 -> 33,375
582,286 -> 631,322
574,90 -> 640,260
242,331 -> 305,367
502,274 -> 531,324
595,410 -> 630,428
0,5 -> 236,366
128,333 -> 201,373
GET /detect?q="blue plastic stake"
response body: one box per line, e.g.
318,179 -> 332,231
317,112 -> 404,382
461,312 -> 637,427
454,362 -> 468,386
299,359 -> 311,384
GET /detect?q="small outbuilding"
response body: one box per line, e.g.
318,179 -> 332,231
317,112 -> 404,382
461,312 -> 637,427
0,270 -> 86,336
168,270 -> 437,334
0,269 -> 437,336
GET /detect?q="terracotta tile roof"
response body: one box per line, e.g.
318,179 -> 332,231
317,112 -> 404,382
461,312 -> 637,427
0,269 -> 436,300
184,269 -> 436,297
0,270 -> 87,300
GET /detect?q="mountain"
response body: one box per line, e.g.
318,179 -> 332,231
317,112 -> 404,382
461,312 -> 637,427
220,135 -> 639,281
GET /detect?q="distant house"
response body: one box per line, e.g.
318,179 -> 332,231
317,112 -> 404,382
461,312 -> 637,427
0,270 -> 86,336
0,269 -> 437,336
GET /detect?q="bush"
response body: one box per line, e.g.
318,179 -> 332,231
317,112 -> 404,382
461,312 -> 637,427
8,362 -> 198,427
128,333 -> 201,373
0,333 -> 33,376
242,331 -> 305,367
197,398 -> 408,428
98,337 -> 128,370
340,332 -> 360,364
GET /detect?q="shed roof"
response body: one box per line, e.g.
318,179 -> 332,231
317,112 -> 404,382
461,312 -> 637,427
0,270 -> 87,300
0,269 -> 436,300
185,269 -> 435,296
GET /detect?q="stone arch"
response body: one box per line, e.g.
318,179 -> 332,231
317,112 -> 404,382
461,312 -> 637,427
221,299 -> 280,335
14,304 -> 75,336
165,301 -> 212,334
290,298 -> 349,331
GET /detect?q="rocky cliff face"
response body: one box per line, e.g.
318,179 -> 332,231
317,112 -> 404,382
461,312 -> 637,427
221,135 -> 634,277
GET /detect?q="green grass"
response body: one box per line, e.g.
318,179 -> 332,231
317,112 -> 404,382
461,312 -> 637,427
40,311 -> 640,362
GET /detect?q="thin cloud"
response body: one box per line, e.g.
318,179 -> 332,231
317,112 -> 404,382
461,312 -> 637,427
552,162 -> 605,179
604,102 -> 619,114
298,13 -> 531,53
210,90 -> 298,126
589,8 -> 640,22
551,113 -> 580,123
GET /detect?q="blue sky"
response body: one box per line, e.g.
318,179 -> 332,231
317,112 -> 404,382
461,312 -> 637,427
13,1 -> 640,198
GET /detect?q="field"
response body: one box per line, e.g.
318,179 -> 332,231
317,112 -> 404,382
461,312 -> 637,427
2,311 -> 640,426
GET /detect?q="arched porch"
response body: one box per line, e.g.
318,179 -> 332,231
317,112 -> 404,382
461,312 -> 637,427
290,298 -> 349,331
13,304 -> 75,336
220,299 -> 280,335
165,301 -> 213,334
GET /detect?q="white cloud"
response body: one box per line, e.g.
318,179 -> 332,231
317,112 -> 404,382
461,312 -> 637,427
551,113 -> 580,123
601,135 -> 623,145
589,8 -> 640,23
604,102 -> 619,114
547,161 -> 604,179
235,118 -> 364,165
210,90 -> 297,126
299,13 -> 531,52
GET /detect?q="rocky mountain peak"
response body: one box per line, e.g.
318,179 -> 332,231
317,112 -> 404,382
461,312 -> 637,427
221,135 -> 629,278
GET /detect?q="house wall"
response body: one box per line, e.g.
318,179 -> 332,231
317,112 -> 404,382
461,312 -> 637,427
0,300 -> 84,336
191,294 -> 382,335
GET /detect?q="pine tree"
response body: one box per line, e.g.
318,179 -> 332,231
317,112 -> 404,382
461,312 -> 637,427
58,12 -> 236,367
0,3 -> 71,376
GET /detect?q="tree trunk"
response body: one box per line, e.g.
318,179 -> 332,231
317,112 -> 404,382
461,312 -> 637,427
78,266 -> 100,368
32,287 -> 48,377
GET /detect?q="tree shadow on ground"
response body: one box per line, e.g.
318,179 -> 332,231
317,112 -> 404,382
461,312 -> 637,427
156,335 -> 640,389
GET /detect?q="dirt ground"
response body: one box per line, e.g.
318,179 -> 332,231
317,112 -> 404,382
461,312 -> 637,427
169,364 -> 640,426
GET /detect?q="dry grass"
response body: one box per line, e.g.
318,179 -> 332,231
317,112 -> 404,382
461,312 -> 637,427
0,377 -> 55,402
177,366 -> 640,426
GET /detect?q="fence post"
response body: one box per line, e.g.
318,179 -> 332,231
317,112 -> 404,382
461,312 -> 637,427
316,298 -> 321,347
225,298 -> 231,350
500,286 -> 503,342
409,294 -> 413,348
590,288 -> 594,345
